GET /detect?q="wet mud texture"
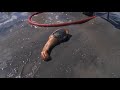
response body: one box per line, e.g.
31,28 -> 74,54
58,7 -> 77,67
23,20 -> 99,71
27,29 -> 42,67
1,12 -> 120,78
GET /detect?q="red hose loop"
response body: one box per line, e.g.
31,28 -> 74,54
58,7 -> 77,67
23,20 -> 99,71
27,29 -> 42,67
28,12 -> 96,27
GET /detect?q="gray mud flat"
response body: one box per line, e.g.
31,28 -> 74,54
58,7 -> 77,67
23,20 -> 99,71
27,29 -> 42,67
0,12 -> 120,78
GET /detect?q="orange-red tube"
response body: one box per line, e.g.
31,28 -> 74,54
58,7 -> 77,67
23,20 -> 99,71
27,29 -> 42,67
28,12 -> 96,27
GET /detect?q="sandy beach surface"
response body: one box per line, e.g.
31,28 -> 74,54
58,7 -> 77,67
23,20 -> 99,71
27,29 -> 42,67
0,12 -> 120,78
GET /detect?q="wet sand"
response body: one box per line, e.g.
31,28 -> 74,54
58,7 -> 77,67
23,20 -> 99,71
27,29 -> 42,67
1,12 -> 120,78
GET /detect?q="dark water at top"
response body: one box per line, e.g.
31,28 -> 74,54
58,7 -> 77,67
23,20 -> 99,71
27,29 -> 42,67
0,12 -> 120,31
0,12 -> 120,34
0,12 -> 29,34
